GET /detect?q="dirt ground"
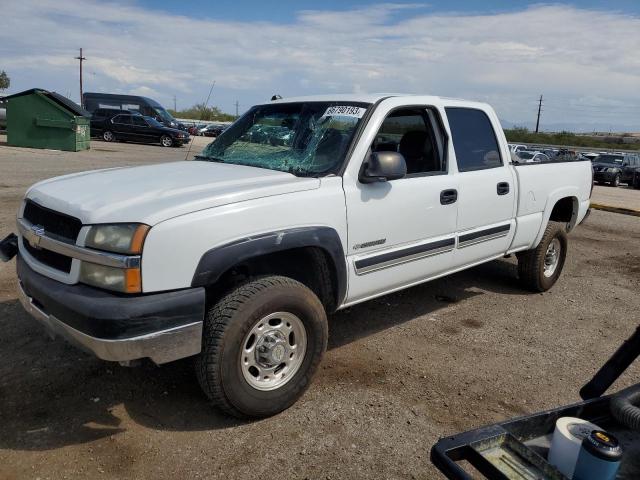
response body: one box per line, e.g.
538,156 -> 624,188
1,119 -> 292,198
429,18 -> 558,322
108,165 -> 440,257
0,137 -> 639,479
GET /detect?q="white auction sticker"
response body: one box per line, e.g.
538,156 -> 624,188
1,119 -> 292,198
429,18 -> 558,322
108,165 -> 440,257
322,106 -> 366,118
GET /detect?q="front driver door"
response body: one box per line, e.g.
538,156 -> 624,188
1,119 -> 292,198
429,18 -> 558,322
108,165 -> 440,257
343,104 -> 458,305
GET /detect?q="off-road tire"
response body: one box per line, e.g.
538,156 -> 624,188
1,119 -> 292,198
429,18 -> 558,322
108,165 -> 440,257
517,222 -> 568,292
195,276 -> 328,418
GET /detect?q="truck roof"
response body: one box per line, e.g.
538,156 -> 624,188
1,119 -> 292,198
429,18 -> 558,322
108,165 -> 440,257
267,93 -> 489,109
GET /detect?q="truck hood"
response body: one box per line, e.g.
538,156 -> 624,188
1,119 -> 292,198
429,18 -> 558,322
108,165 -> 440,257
25,161 -> 320,225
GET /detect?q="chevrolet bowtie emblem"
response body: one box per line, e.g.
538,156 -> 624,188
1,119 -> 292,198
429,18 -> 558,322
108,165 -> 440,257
29,224 -> 45,248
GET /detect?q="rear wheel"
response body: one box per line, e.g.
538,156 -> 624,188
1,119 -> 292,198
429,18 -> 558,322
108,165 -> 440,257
517,222 -> 568,292
102,130 -> 115,142
160,135 -> 173,147
195,276 -> 328,418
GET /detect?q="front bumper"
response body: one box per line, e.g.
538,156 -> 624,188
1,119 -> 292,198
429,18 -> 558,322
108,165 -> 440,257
17,255 -> 205,364
593,171 -> 616,182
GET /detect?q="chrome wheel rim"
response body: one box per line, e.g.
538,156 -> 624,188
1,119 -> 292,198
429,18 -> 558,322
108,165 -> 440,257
161,136 -> 172,147
103,131 -> 114,142
240,312 -> 307,391
543,238 -> 561,278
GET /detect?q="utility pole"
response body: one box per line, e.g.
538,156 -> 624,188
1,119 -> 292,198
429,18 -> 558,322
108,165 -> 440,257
535,94 -> 543,133
173,95 -> 177,112
74,48 -> 87,106
235,100 -> 239,119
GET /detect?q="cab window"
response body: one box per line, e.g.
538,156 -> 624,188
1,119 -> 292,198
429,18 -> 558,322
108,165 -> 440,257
372,108 -> 445,175
445,107 -> 502,172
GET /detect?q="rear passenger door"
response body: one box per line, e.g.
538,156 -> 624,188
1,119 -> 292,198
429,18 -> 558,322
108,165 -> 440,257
444,107 -> 516,267
131,115 -> 153,143
110,114 -> 134,140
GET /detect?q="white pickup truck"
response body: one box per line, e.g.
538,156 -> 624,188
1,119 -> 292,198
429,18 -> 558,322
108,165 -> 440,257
0,94 -> 592,418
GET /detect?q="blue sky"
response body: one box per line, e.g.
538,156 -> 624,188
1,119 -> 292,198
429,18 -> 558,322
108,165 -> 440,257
2,1 -> 640,131
138,1 -> 640,21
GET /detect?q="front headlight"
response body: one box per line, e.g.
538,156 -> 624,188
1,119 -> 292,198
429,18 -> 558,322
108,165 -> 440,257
80,263 -> 141,293
81,223 -> 149,293
85,224 -> 150,254
606,167 -> 617,172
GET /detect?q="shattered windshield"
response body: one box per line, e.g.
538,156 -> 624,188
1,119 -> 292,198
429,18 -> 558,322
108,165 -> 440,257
198,102 -> 370,176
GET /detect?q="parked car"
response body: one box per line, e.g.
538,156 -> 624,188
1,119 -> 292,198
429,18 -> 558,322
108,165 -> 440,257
1,94 -> 592,418
101,113 -> 190,147
541,148 -> 558,159
508,143 -> 528,153
581,151 -> 599,161
592,153 -> 640,187
187,124 -> 202,136
555,148 -> 579,162
200,124 -> 226,137
89,108 -> 136,137
515,150 -> 550,163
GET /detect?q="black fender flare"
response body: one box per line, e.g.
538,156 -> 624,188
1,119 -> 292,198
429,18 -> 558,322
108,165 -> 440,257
191,226 -> 347,307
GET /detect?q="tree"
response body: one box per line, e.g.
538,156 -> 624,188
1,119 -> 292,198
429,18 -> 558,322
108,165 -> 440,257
168,103 -> 235,122
0,71 -> 9,92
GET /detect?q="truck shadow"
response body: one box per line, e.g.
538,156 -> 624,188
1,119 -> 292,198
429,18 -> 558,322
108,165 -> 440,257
0,258 -> 522,451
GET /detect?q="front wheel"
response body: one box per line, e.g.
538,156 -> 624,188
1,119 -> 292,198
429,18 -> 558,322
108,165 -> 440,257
611,174 -> 620,187
160,135 -> 173,147
195,276 -> 328,418
102,130 -> 115,142
517,222 -> 568,292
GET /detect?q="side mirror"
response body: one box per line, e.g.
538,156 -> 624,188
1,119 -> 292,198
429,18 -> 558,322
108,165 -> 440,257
360,151 -> 407,183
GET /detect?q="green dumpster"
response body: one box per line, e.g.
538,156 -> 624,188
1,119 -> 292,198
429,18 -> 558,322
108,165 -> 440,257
5,88 -> 90,151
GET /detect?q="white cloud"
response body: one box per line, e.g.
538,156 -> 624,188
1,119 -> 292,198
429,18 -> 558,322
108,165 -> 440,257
1,1 -> 639,130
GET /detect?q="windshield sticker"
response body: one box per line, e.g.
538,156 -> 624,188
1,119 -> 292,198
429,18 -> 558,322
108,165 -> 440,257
322,106 -> 366,118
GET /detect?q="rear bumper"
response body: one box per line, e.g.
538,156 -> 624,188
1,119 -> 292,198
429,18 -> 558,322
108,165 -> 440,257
17,255 -> 205,364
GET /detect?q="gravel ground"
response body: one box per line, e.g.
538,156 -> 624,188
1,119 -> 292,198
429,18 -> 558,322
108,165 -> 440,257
0,138 -> 639,479
591,184 -> 640,212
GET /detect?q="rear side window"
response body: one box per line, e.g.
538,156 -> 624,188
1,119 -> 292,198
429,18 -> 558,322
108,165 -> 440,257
112,115 -> 131,125
132,116 -> 147,126
445,108 -> 502,172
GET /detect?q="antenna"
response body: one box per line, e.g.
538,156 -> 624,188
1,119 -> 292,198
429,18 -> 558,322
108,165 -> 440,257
184,80 -> 216,161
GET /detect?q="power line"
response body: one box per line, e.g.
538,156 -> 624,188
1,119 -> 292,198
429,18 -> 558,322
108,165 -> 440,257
74,48 -> 86,106
535,94 -> 543,133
